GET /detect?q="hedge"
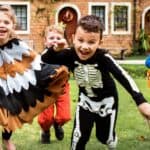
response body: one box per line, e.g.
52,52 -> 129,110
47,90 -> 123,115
121,64 -> 148,78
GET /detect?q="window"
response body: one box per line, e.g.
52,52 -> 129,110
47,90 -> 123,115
0,1 -> 30,34
12,5 -> 27,31
114,6 -> 128,31
88,2 -> 109,35
111,2 -> 131,34
92,6 -> 105,25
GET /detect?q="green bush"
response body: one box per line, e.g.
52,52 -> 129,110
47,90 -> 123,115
132,29 -> 150,55
121,64 -> 147,78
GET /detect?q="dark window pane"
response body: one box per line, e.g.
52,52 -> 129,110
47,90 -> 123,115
12,5 -> 27,31
114,6 -> 128,31
91,6 -> 105,26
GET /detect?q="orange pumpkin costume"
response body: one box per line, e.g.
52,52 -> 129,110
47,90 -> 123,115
147,70 -> 150,88
145,56 -> 150,88
38,82 -> 71,131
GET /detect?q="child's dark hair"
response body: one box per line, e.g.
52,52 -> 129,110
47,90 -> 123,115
77,15 -> 104,40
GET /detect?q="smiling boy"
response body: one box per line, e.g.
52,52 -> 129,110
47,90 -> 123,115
41,15 -> 150,150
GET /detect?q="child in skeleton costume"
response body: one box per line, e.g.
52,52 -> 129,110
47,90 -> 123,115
42,15 -> 150,150
0,5 -> 68,150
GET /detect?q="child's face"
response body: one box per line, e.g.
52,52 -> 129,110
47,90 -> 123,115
72,26 -> 101,61
45,31 -> 64,48
0,12 -> 14,45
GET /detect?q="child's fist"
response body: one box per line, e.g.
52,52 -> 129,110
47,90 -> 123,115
54,39 -> 68,51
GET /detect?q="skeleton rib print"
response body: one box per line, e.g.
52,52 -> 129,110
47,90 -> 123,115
74,61 -> 103,97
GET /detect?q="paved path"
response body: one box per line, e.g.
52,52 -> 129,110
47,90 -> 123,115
117,60 -> 145,64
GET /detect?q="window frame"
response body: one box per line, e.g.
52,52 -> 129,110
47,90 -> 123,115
0,1 -> 30,34
111,2 -> 131,35
88,2 -> 109,35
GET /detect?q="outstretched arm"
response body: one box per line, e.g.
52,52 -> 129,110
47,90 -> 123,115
41,47 -> 72,67
104,53 -> 150,120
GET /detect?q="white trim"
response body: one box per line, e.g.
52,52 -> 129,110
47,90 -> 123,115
111,2 -> 131,35
0,1 -> 30,34
55,3 -> 81,24
88,2 -> 109,35
142,6 -> 150,29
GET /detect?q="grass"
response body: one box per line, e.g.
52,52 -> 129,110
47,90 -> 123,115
7,78 -> 150,150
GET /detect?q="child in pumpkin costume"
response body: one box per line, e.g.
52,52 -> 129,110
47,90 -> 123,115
0,5 -> 68,150
38,24 -> 71,143
145,56 -> 150,87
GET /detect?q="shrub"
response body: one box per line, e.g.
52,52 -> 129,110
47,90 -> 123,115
132,29 -> 150,55
121,64 -> 147,78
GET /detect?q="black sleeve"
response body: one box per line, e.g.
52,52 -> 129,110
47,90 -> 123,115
41,47 -> 71,67
103,53 -> 147,105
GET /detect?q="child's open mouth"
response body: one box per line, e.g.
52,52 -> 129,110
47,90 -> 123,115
79,50 -> 90,56
0,29 -> 7,35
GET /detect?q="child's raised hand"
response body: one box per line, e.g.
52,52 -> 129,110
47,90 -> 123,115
54,38 -> 68,51
138,102 -> 150,120
45,38 -> 67,52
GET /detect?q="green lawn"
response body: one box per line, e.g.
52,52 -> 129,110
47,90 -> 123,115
125,54 -> 147,60
8,78 -> 150,150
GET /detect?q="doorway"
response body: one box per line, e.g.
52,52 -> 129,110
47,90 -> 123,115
58,7 -> 77,46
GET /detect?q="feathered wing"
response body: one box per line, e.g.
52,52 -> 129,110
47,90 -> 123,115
0,39 -> 69,131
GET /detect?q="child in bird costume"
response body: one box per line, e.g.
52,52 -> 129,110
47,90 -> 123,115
0,5 -> 68,150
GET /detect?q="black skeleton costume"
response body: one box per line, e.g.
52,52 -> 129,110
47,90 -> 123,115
42,47 -> 146,150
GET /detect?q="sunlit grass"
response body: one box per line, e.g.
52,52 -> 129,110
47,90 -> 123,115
8,78 -> 150,150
